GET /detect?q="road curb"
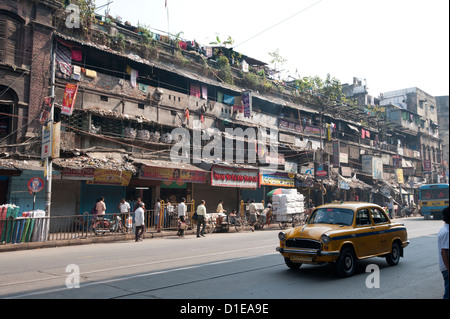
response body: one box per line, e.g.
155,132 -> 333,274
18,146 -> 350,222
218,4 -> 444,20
0,224 -> 281,253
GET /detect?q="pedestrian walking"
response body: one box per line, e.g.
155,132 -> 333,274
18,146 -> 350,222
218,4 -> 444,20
134,202 -> 145,242
196,200 -> 207,237
438,206 -> 449,299
177,197 -> 187,237
96,197 -> 106,215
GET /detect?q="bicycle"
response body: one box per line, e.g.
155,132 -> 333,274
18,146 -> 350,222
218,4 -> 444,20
229,214 -> 252,232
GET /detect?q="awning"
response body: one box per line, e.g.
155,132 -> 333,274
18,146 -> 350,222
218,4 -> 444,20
53,152 -> 136,172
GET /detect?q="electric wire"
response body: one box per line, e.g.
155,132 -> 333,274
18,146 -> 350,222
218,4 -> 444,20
233,0 -> 325,49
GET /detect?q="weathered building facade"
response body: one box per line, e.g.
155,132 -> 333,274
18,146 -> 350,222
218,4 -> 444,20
0,0 -> 446,220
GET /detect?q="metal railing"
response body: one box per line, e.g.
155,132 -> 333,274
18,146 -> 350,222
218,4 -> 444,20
0,203 -> 198,245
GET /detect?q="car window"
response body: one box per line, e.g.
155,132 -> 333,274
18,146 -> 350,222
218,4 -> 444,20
308,208 -> 354,226
370,208 -> 389,224
356,209 -> 371,226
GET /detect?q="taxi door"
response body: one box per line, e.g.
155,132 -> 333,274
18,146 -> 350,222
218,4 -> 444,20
369,207 -> 391,254
354,208 -> 378,257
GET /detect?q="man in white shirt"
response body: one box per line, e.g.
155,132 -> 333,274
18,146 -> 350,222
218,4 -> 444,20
196,200 -> 207,237
118,198 -> 130,229
438,206 -> 449,299
177,197 -> 187,237
134,202 -> 145,242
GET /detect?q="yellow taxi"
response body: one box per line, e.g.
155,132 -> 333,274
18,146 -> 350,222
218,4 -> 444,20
276,202 -> 409,277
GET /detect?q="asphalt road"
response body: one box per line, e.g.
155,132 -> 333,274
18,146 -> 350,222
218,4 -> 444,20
0,217 -> 445,301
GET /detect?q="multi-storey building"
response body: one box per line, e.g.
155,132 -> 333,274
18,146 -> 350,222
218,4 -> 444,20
380,88 -> 444,185
0,0 -> 445,221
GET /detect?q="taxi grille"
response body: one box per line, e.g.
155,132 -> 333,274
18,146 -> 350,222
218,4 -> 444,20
285,238 -> 321,249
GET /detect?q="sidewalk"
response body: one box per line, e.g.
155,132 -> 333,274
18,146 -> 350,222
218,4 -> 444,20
0,223 -> 282,253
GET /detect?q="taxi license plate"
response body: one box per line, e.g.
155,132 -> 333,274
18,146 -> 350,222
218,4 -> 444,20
290,255 -> 312,263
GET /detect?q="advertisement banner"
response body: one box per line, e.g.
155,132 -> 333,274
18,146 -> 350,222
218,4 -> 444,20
260,170 -> 295,187
140,165 -> 207,184
52,122 -> 61,159
61,83 -> 78,116
86,169 -> 132,186
242,91 -> 252,118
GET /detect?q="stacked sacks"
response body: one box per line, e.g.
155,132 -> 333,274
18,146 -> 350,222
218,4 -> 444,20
272,189 -> 304,222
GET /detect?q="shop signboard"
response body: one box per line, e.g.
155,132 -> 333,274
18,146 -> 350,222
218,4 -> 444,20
279,119 -> 301,134
314,162 -> 329,179
86,169 -> 132,186
41,121 -> 52,159
140,165 -> 207,183
211,166 -> 259,188
62,167 -> 95,180
260,170 -> 295,187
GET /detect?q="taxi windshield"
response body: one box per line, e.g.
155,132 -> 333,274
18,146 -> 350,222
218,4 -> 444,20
308,208 -> 354,226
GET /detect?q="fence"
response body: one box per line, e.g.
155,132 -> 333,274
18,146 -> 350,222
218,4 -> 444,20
0,201 -> 198,245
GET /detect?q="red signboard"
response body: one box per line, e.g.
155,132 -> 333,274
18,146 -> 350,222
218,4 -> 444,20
61,83 -> 78,116
211,166 -> 259,188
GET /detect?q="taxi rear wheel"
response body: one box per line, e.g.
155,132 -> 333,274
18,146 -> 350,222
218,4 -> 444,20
284,257 -> 302,270
386,241 -> 401,266
336,246 -> 356,277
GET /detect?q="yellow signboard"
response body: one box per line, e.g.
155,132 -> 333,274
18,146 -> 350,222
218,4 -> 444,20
396,169 -> 404,184
86,169 -> 132,186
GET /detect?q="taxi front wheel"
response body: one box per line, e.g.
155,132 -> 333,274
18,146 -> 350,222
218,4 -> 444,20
284,257 -> 302,270
336,246 -> 356,277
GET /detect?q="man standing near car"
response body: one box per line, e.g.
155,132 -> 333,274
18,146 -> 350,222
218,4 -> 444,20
438,206 -> 449,299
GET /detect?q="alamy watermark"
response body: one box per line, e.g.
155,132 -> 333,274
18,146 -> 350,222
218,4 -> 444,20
170,120 -> 279,169
66,264 -> 80,289
65,4 -> 80,29
365,264 -> 380,289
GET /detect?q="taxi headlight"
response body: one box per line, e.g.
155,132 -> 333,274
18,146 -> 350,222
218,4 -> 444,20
320,234 -> 331,244
278,232 -> 286,241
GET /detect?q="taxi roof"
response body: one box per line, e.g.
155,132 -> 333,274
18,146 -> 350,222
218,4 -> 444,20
316,202 -> 383,211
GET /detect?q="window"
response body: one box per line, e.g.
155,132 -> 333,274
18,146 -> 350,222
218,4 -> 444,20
0,13 -> 22,65
100,95 -> 108,102
356,209 -> 371,226
370,208 -> 389,224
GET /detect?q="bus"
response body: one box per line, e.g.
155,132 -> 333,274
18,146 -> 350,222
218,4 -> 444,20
418,183 -> 449,219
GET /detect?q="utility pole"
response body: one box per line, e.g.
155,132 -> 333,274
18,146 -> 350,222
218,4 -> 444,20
45,36 -> 56,218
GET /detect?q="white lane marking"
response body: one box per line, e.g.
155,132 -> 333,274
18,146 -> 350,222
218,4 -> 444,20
6,252 -> 278,299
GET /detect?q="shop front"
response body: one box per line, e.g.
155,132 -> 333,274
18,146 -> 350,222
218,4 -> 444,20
136,159 -> 209,208
79,168 -> 133,215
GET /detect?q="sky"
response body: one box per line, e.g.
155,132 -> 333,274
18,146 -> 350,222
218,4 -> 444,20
94,0 -> 449,97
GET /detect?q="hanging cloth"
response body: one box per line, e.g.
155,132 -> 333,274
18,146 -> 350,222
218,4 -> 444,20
130,69 -> 138,88
55,43 -> 72,76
